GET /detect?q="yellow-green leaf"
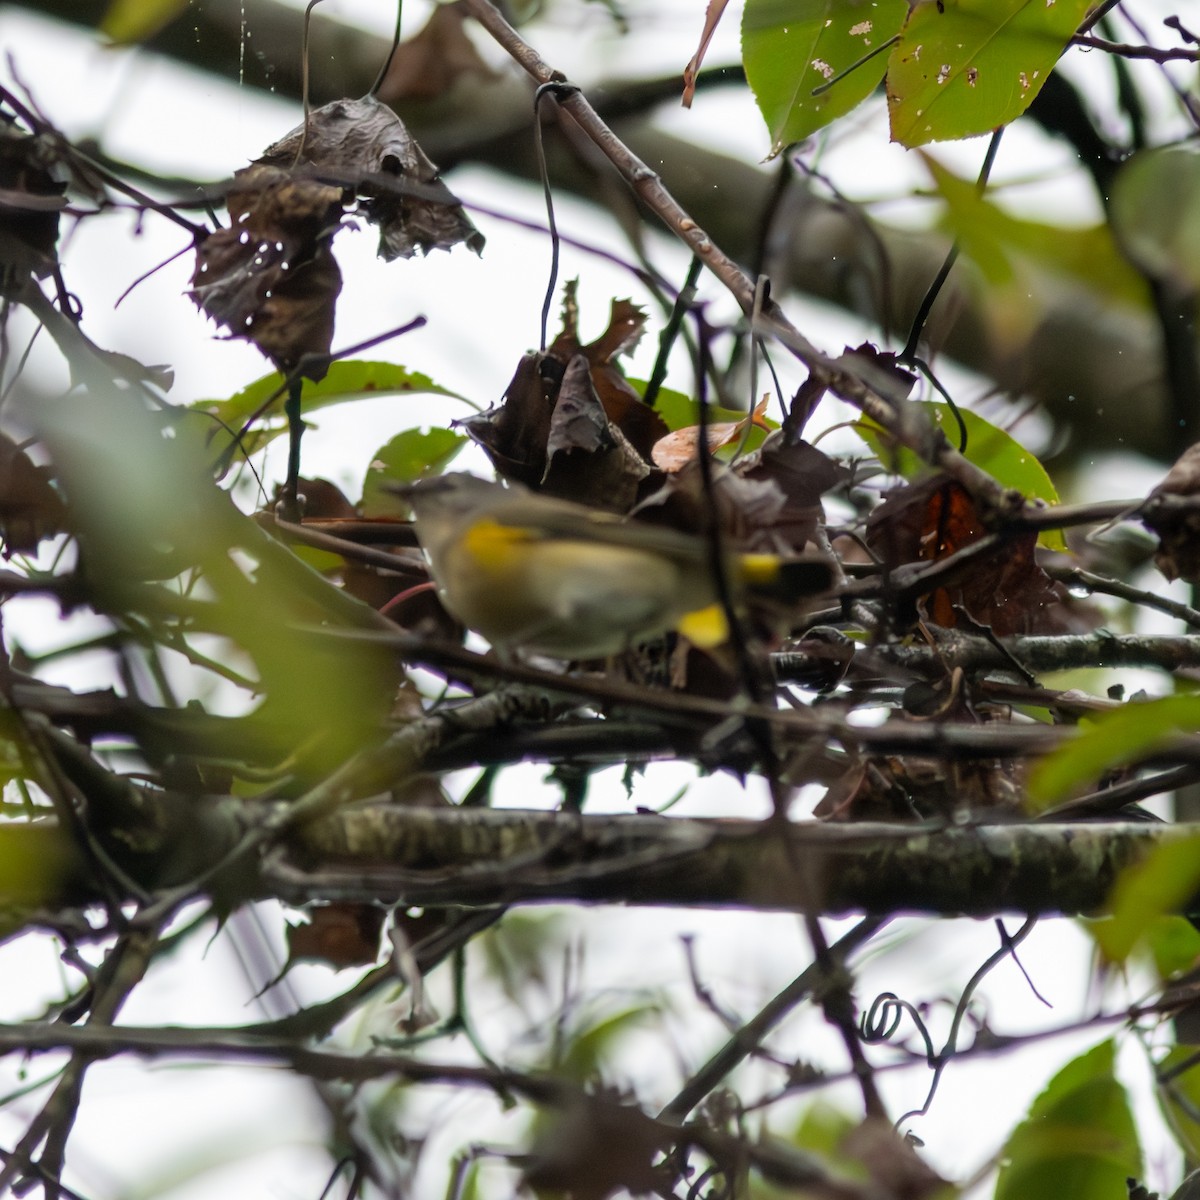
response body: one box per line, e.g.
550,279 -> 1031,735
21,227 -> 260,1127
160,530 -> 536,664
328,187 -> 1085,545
1092,837 -> 1200,964
994,1040 -> 1141,1200
193,360 -> 468,466
1157,1045 -> 1200,1163
361,428 -> 466,517
886,0 -> 1091,147
1111,145 -> 1200,293
1027,695 -> 1200,810
101,0 -> 189,43
924,153 -> 1148,310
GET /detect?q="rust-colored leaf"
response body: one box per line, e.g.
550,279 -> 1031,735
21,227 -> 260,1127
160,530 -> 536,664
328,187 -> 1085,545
375,3 -> 495,103
287,902 -> 384,969
548,284 -> 665,459
256,94 -> 483,261
868,477 -> 1068,635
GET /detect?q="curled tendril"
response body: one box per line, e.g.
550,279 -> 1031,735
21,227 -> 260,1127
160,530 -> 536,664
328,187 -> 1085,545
860,992 -> 936,1067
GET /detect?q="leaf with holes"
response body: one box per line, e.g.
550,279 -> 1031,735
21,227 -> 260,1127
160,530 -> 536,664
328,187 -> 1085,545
743,0 -> 908,156
886,0 -> 1090,147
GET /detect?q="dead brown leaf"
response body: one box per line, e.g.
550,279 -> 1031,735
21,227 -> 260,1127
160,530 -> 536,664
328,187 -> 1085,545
0,433 -> 63,555
375,3 -> 495,103
0,119 -> 66,291
1147,442 -> 1200,584
190,166 -> 343,374
681,0 -> 731,108
457,353 -> 557,487
868,477 -> 1069,635
523,1093 -> 666,1200
256,94 -> 483,261
287,903 -> 385,969
840,1117 -> 948,1200
542,354 -> 650,510
548,283 -> 666,459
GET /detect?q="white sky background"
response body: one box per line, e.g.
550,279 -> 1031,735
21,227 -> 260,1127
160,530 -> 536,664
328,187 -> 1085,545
0,2 -> 1199,1198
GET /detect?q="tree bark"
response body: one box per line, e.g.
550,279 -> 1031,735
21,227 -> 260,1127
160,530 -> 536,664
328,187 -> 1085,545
271,810 -> 1187,917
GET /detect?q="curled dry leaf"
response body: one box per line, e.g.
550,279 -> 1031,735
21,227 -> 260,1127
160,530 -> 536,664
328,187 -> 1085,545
190,166 -> 344,375
0,432 -> 64,555
739,434 -> 849,552
459,287 -> 664,501
651,397 -> 772,473
1146,441 -> 1200,584
0,118 -> 67,291
256,94 -> 484,261
542,353 -> 650,510
548,282 -> 665,460
456,352 -> 556,486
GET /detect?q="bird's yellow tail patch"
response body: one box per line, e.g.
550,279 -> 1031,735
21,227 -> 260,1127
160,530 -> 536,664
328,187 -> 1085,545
677,603 -> 730,649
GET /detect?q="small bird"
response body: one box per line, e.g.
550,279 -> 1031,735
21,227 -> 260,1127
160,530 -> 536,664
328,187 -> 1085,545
404,473 -> 832,659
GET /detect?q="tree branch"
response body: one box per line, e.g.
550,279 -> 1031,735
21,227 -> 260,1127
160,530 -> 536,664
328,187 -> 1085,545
269,811 -> 1191,917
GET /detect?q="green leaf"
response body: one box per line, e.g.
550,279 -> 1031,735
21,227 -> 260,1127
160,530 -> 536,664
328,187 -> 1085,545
1110,145 -> 1200,293
924,154 -> 1148,311
742,0 -> 909,156
791,1102 -> 858,1158
853,401 -> 1065,550
1027,695 -> 1200,810
994,1040 -> 1140,1200
629,382 -> 756,431
887,0 -> 1091,147
1156,1044 -> 1200,1163
1091,837 -> 1200,965
0,823 -> 78,914
360,428 -> 466,517
192,360 -> 468,464
556,1005 -> 659,1082
1142,915 -> 1200,981
101,0 -> 188,42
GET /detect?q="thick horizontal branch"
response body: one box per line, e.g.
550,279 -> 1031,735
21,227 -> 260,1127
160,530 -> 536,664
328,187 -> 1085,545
273,811 -> 1192,917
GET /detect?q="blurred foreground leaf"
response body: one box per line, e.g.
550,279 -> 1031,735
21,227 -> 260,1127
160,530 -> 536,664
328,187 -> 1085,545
993,1040 -> 1140,1200
1027,695 -> 1200,810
